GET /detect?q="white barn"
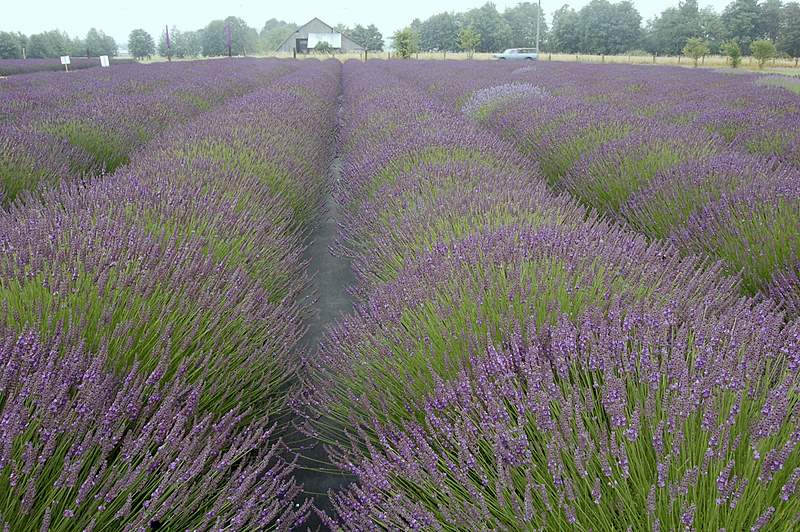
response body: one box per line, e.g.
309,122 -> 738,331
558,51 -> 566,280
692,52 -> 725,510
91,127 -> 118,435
276,18 -> 365,54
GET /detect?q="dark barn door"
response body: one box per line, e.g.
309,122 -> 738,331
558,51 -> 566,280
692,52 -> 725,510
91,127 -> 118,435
296,38 -> 308,54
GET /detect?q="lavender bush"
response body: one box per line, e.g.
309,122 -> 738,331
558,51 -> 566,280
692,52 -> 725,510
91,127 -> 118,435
388,59 -> 800,311
337,160 -> 585,290
0,59 -> 298,205
461,82 -> 548,119
0,331 -> 310,530
307,60 -> 800,529
0,59 -> 340,528
622,152 -> 786,239
0,57 -> 111,76
562,125 -> 721,215
307,222 -> 739,444
325,302 -> 800,530
673,175 -> 800,296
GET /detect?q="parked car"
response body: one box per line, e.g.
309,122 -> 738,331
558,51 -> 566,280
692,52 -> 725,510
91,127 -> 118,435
493,48 -> 539,60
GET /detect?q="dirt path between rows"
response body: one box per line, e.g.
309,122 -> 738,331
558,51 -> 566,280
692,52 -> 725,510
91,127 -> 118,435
294,96 -> 356,529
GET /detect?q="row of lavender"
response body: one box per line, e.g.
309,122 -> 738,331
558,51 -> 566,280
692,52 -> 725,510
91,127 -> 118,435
0,58 -> 134,77
0,59 -> 297,205
383,60 -> 800,318
0,60 -> 338,529
302,60 -> 800,530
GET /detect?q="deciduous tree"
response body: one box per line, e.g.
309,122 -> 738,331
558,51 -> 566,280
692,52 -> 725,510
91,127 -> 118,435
682,36 -> 709,66
416,13 -> 459,52
0,32 -> 23,59
550,5 -> 580,53
458,27 -> 481,58
778,2 -> 800,57
721,39 -> 742,67
128,29 -> 155,60
503,2 -> 548,48
392,27 -> 419,58
750,38 -> 777,67
259,19 -> 297,53
463,2 -> 513,53
720,0 -> 761,50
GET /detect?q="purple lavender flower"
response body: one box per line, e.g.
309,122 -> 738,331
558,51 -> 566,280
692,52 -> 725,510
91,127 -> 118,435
0,331 -> 310,529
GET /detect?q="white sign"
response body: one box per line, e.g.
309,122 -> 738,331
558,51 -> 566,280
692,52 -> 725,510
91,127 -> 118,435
60,56 -> 70,65
100,55 -> 110,67
308,33 -> 342,49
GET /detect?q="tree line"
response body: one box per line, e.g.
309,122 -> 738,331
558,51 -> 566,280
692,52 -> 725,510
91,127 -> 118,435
0,17 -> 385,61
401,0 -> 800,58
3,0 -> 799,61
0,28 -> 118,59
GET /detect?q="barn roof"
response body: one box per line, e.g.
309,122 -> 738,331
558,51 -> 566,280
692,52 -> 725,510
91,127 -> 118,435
276,18 -> 364,51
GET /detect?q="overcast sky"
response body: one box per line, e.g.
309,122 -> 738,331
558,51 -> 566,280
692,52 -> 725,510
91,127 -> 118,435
3,0 -> 733,50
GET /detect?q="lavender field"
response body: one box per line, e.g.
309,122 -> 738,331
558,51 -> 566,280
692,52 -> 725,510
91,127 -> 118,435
0,57 -> 799,530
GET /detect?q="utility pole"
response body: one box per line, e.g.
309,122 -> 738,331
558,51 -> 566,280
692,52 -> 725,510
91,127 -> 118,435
535,0 -> 541,53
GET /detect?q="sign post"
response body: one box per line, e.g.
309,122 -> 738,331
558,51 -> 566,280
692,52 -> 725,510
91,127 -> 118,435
100,55 -> 110,67
60,55 -> 70,72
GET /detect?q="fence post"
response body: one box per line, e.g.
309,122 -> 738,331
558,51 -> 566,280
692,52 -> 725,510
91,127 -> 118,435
653,54 -> 656,64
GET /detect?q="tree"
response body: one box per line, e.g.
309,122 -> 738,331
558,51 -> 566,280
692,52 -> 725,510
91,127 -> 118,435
759,0 -> 783,43
721,39 -> 742,67
177,31 -> 202,57
503,2 -> 548,49
463,2 -> 513,53
750,39 -> 777,67
27,30 -> 70,58
259,18 -> 297,53
392,27 -> 419,58
682,36 -> 709,66
778,2 -> 800,58
416,12 -> 459,51
645,0 -> 702,55
363,24 -> 384,51
85,28 -> 117,57
0,32 -> 23,59
201,17 -> 257,56
458,27 -> 481,58
158,26 -> 175,58
350,24 -> 384,51
68,36 -> 85,57
720,0 -> 761,50
551,5 -> 581,52
698,6 -> 724,53
128,29 -> 155,60
314,41 -> 333,55
575,0 -> 642,55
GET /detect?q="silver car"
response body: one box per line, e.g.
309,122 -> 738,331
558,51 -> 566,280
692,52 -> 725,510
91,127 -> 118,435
493,48 -> 539,60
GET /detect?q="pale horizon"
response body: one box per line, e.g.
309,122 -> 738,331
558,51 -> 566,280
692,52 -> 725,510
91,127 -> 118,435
3,1 -> 733,52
